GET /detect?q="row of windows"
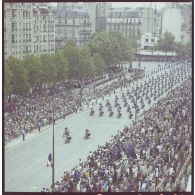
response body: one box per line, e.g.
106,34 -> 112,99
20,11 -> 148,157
10,44 -> 55,55
11,10 -> 31,19
108,25 -> 141,31
11,35 -> 55,43
108,29 -> 140,37
144,38 -> 155,43
107,18 -> 142,24
57,18 -> 90,26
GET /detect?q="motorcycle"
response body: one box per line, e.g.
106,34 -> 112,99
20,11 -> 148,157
108,106 -> 112,111
106,100 -> 110,107
64,135 -> 71,143
84,132 -> 91,139
90,110 -> 95,116
128,112 -> 133,119
117,112 -> 122,118
109,111 -> 114,117
99,110 -> 104,117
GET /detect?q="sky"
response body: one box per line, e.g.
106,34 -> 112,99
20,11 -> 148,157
52,2 -> 191,9
111,2 -> 166,9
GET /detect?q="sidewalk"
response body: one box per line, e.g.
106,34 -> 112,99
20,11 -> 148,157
4,108 -> 86,150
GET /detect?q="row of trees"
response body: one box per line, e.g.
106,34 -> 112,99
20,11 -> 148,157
4,32 -> 137,96
156,32 -> 192,56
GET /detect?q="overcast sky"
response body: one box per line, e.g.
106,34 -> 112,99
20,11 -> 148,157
51,2 -> 191,9
111,2 -> 166,9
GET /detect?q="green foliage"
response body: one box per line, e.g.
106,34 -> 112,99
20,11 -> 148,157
157,32 -> 176,52
4,62 -> 13,96
175,41 -> 192,57
92,52 -> 106,75
23,55 -> 42,86
39,54 -> 57,84
6,57 -> 29,94
4,32 -> 137,96
88,31 -> 134,67
78,46 -> 95,79
53,52 -> 69,82
62,41 -> 80,80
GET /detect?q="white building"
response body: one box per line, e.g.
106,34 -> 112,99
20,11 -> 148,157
141,33 -> 158,49
162,7 -> 183,42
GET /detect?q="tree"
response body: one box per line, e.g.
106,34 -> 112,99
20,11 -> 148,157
62,41 -> 80,80
39,54 -> 57,85
22,55 -> 42,87
4,62 -> 13,96
88,32 -> 135,67
78,46 -> 95,80
6,57 -> 29,95
175,41 -> 192,57
157,32 -> 176,52
87,32 -> 115,67
110,32 -> 135,64
92,52 -> 106,75
185,41 -> 192,57
52,52 -> 69,82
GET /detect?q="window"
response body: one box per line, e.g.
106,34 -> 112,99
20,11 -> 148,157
12,34 -> 17,43
12,10 -> 17,17
151,39 -> 154,42
145,39 -> 149,42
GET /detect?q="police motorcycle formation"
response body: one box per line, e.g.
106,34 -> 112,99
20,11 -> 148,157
88,61 -> 190,121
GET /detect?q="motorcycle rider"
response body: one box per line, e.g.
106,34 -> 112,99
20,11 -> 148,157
85,129 -> 91,138
90,107 -> 95,116
64,127 -> 70,136
63,127 -> 71,143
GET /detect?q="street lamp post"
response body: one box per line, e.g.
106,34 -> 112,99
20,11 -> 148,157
135,49 -> 141,123
52,105 -> 55,192
135,79 -> 138,123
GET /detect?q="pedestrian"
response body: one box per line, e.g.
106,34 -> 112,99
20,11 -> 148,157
47,153 -> 53,167
22,126 -> 26,141
38,121 -> 41,132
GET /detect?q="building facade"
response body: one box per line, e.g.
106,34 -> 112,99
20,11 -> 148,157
4,3 -> 55,59
140,32 -> 159,49
55,7 -> 92,50
161,7 -> 183,42
106,8 -> 142,40
182,4 -> 192,42
141,7 -> 161,37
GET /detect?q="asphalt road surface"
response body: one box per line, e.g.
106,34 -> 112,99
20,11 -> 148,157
5,61 -> 185,192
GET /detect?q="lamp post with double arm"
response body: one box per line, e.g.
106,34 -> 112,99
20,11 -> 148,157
52,105 -> 55,192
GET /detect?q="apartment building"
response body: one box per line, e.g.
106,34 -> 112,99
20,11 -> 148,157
141,7 -> 161,37
106,8 -> 142,40
32,6 -> 55,54
182,4 -> 192,42
4,3 -> 55,59
55,6 -> 92,50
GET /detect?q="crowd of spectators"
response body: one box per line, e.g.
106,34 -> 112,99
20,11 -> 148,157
4,68 -> 139,143
43,78 -> 192,192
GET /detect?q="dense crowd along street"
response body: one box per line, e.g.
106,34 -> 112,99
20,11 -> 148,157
4,58 -> 192,192
41,59 -> 192,192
